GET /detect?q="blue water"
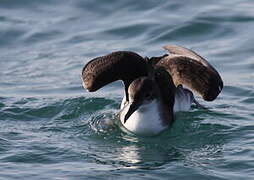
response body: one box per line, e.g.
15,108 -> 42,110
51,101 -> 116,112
1,0 -> 254,179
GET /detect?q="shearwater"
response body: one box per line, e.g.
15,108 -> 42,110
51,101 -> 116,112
82,45 -> 223,136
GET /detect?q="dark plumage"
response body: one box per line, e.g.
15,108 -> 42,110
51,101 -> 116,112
82,45 -> 223,102
81,45 -> 223,135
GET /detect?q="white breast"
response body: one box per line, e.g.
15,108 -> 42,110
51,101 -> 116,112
119,87 -> 193,136
120,99 -> 167,136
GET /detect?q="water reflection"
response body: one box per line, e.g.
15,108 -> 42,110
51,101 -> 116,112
116,143 -> 181,169
88,110 -> 227,170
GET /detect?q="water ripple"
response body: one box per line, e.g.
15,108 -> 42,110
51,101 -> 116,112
1,0 -> 254,179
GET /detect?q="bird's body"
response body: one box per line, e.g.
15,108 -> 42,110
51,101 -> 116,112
119,89 -> 193,136
120,99 -> 165,136
119,84 -> 194,136
82,45 -> 223,136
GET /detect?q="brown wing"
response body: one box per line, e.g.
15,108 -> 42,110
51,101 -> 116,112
82,51 -> 147,97
163,45 -> 213,68
156,45 -> 223,101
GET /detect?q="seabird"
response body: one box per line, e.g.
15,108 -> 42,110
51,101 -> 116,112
81,45 -> 223,136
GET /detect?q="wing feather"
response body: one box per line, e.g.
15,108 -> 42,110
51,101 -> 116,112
82,51 -> 147,93
156,45 -> 223,101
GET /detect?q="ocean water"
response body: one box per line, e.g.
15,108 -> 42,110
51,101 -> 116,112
0,0 -> 254,179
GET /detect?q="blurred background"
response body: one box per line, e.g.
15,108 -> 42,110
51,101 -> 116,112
0,0 -> 254,179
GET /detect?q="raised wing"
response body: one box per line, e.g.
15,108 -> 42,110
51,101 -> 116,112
82,51 -> 147,100
156,45 -> 223,101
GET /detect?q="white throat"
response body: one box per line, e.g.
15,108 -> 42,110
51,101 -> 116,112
120,98 -> 167,136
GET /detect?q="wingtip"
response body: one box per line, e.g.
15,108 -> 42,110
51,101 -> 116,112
81,76 -> 94,92
82,80 -> 89,91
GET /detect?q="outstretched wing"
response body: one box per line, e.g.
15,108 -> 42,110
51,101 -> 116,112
156,45 -> 223,101
82,51 -> 148,100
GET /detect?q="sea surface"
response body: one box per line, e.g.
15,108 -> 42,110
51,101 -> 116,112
0,0 -> 254,179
